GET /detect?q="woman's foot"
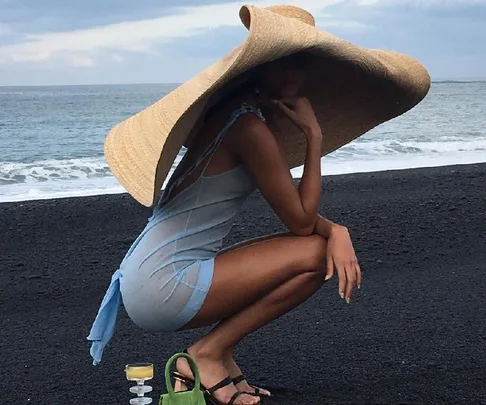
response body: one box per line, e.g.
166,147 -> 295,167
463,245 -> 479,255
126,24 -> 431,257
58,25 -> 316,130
223,356 -> 271,397
176,347 -> 260,405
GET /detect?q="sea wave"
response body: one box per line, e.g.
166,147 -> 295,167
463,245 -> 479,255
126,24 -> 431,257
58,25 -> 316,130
336,138 -> 486,157
0,154 -> 185,186
1,150 -> 485,203
0,157 -> 111,185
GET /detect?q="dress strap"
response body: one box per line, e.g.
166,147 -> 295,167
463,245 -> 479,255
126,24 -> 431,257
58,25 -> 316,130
198,103 -> 265,174
155,103 -> 265,208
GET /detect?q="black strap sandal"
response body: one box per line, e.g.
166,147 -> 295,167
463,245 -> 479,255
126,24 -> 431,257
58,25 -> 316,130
179,348 -> 268,398
171,373 -> 254,405
232,375 -> 270,397
171,349 -> 197,390
170,350 -> 257,405
171,370 -> 196,389
206,376 -> 248,405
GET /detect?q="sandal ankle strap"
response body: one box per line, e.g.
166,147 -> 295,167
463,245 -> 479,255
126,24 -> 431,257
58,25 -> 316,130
206,376 -> 233,395
231,374 -> 246,385
228,391 -> 244,405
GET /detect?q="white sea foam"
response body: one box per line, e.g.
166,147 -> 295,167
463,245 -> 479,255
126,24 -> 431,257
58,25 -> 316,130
0,150 -> 484,203
341,138 -> 486,156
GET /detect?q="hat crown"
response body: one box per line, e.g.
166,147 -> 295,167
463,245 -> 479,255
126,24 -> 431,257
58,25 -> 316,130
266,5 -> 316,26
240,5 -> 315,29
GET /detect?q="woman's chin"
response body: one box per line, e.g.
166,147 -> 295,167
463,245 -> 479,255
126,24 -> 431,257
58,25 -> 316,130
263,85 -> 299,99
279,86 -> 300,98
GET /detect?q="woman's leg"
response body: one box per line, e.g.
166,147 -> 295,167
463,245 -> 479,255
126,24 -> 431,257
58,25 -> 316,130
176,232 -> 329,405
216,232 -> 293,396
217,231 -> 293,254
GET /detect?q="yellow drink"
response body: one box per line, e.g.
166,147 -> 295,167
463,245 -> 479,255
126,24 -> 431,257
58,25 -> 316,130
125,363 -> 154,381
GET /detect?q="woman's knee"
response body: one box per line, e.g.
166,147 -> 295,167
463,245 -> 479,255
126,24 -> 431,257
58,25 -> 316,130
298,233 -> 328,271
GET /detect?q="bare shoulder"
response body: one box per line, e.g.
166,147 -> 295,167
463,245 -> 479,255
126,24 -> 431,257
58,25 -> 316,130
228,111 -> 269,134
224,111 -> 278,156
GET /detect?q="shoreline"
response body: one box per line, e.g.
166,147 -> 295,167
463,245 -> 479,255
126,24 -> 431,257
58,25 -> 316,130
1,160 -> 486,206
1,162 -> 485,404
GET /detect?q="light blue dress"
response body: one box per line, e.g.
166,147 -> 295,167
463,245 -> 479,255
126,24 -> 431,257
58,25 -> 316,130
87,103 -> 266,365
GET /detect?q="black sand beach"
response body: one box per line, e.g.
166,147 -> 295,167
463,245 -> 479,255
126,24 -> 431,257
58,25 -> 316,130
1,163 -> 485,405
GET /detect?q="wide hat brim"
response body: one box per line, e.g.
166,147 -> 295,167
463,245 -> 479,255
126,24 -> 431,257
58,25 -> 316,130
105,4 -> 431,207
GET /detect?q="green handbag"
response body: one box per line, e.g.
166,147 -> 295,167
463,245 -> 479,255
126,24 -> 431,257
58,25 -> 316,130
159,352 -> 206,405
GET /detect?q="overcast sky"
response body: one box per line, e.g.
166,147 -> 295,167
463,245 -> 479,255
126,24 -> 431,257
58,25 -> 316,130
0,0 -> 485,86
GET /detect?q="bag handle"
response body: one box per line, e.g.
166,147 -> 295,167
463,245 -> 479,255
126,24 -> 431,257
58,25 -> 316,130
164,352 -> 201,398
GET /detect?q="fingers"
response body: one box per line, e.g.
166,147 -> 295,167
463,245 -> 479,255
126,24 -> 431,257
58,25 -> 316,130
325,256 -> 334,281
270,99 -> 297,120
356,263 -> 362,289
277,96 -> 299,109
344,264 -> 356,303
336,263 -> 346,299
334,259 -> 362,303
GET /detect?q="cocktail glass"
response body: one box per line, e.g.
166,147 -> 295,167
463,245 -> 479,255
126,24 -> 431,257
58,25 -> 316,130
125,363 -> 154,405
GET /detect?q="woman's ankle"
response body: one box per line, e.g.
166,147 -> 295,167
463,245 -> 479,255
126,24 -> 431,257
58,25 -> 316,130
188,341 -> 231,361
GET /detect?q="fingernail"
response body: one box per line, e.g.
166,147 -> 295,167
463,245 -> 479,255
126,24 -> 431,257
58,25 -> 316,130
346,298 -> 350,304
339,292 -> 344,299
325,274 -> 331,281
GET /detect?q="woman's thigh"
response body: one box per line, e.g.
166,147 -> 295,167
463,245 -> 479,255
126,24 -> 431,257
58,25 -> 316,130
218,231 -> 294,255
180,232 -> 328,329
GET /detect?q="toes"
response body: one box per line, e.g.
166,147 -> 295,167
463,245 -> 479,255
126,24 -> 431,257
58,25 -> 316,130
260,389 -> 271,397
238,393 -> 260,405
246,395 -> 260,405
251,386 -> 270,397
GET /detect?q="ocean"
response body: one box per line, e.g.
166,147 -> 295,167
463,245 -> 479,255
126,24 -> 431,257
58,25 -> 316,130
0,81 -> 485,204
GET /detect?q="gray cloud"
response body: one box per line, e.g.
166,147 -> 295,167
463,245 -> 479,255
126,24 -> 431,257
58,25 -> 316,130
164,26 -> 246,58
0,0 -> 485,85
0,0 -> 231,33
333,3 -> 486,79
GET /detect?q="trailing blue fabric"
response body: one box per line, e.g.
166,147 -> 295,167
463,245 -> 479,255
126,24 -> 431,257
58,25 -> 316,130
86,269 -> 122,365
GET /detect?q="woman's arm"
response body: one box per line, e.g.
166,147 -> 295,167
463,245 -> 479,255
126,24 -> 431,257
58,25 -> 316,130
296,126 -> 322,231
226,105 -> 321,236
313,214 -> 341,238
227,105 -> 361,301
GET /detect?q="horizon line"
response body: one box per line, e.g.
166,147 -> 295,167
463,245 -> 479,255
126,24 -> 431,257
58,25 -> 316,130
1,78 -> 486,88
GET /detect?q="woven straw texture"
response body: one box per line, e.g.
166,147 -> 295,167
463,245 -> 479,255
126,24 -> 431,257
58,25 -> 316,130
104,4 -> 431,207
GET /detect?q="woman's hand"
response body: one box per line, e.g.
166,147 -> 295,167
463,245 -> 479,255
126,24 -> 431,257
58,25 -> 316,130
270,96 -> 321,137
325,225 -> 362,302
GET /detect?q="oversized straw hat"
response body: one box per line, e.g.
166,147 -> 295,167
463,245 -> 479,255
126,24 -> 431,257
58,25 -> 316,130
105,4 -> 431,207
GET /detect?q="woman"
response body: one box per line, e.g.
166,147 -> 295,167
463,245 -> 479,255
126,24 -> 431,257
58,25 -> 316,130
88,51 -> 361,405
